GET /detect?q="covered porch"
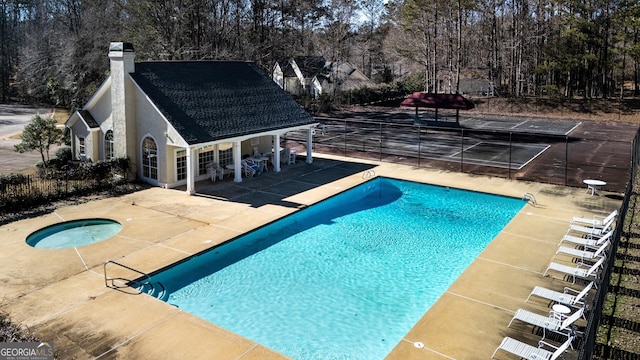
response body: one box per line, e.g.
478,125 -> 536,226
178,126 -> 316,194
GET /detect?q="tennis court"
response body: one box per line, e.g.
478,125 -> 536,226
283,108 -> 638,193
288,113 -> 578,170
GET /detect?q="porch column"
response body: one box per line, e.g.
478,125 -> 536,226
213,144 -> 220,163
306,128 -> 313,164
233,141 -> 242,182
185,146 -> 197,195
273,134 -> 281,172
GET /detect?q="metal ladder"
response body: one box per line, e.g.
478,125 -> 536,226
522,193 -> 537,206
103,260 -> 165,299
362,169 -> 376,179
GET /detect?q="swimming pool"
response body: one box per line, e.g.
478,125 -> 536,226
144,178 -> 524,359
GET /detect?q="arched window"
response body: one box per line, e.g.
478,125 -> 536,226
104,130 -> 114,161
142,137 -> 158,180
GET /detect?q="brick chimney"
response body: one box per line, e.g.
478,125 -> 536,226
108,42 -> 136,168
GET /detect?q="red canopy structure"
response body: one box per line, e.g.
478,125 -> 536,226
400,92 -> 474,124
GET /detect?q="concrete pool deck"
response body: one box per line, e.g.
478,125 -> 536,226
0,153 -> 622,359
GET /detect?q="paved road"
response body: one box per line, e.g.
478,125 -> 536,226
0,104 -> 54,174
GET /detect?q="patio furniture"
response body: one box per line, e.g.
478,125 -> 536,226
556,239 -> 610,262
583,179 -> 606,196
571,209 -> 618,228
287,148 -> 297,165
491,336 -> 574,360
543,256 -> 605,284
558,229 -> 613,248
526,281 -> 594,311
242,159 -> 261,177
508,307 -> 584,341
206,162 -> 224,182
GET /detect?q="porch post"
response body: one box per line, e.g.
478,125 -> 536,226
233,141 -> 242,182
306,128 -> 313,164
213,144 -> 220,163
273,134 -> 281,172
185,146 -> 196,195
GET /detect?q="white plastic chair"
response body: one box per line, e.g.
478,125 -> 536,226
491,336 -> 574,360
526,281 -> 594,311
287,148 -> 297,165
206,162 -> 224,182
508,307 -> 584,341
571,209 -> 618,228
556,239 -> 610,262
241,159 -> 261,177
543,256 -> 605,284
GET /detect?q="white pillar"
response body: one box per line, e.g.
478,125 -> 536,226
185,147 -> 197,195
273,134 -> 281,172
214,144 -> 219,163
306,128 -> 314,164
233,141 -> 242,182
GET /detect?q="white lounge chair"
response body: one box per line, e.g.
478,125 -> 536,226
491,336 -> 574,360
571,209 -> 618,228
508,307 -> 584,340
543,256 -> 605,284
556,239 -> 610,262
567,218 -> 614,237
558,229 -> 613,248
526,281 -> 594,310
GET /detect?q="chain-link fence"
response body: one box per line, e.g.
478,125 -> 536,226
285,118 -> 634,193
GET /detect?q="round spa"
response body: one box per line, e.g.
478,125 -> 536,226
26,218 -> 122,249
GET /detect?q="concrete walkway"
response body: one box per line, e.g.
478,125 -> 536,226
0,154 -> 622,359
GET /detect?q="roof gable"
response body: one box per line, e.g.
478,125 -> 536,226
291,56 -> 326,78
78,110 -> 100,128
130,61 -> 315,145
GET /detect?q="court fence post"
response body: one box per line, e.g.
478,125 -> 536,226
379,122 -> 382,161
460,129 -> 464,172
565,135 -> 568,186
508,132 -> 512,179
418,126 -> 422,167
343,119 -> 347,157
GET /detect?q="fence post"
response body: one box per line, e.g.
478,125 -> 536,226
508,132 -> 512,179
460,129 -> 464,172
343,120 -> 347,157
565,136 -> 569,186
379,123 -> 382,162
418,126 -> 422,167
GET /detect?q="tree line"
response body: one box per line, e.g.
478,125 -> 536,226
0,0 -> 638,110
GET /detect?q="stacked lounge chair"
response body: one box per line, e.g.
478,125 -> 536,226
492,208 -> 618,359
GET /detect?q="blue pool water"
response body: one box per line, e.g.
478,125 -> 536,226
145,178 -> 524,359
26,218 -> 122,249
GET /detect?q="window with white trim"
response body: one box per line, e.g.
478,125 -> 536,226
142,137 -> 158,180
104,130 -> 114,161
198,145 -> 215,175
78,137 -> 85,160
176,149 -> 186,181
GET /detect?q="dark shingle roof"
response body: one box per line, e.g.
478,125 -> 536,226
280,61 -> 297,77
292,56 -> 326,78
130,61 -> 315,145
78,110 -> 100,128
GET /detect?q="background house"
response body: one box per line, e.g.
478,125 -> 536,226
66,42 -> 317,194
311,61 -> 375,97
273,57 -> 374,98
273,56 -> 326,96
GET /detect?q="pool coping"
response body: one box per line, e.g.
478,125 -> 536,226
0,153 -> 621,359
